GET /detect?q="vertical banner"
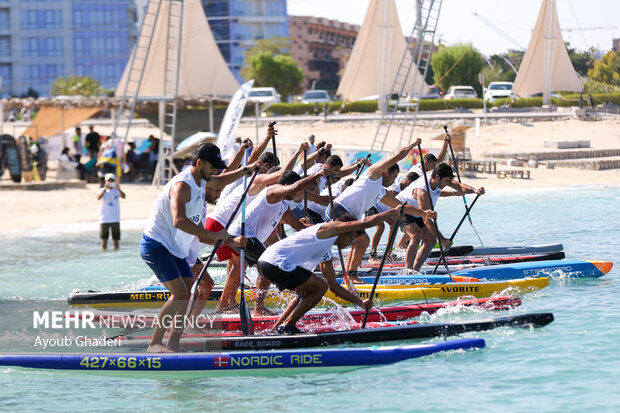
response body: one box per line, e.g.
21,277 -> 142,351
216,79 -> 255,162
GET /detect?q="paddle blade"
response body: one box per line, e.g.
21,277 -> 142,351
239,295 -> 254,336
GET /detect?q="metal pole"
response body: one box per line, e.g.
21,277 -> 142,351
209,100 -> 214,132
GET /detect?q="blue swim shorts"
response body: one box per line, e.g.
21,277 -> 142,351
139,234 -> 193,283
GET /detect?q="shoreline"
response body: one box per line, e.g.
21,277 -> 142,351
2,181 -> 619,233
1,116 -> 619,232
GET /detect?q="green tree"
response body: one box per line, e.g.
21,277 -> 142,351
587,50 -> 620,85
243,52 -> 303,100
431,43 -> 483,94
566,44 -> 594,77
50,75 -> 105,97
240,37 -> 292,80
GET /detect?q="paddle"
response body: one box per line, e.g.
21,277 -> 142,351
239,149 -> 254,336
443,125 -> 484,246
303,148 -> 308,219
355,154 -> 372,181
186,167 -> 260,318
269,120 -> 287,238
361,205 -> 404,328
416,142 -> 452,278
432,194 -> 481,274
269,121 -> 278,165
326,174 -> 358,296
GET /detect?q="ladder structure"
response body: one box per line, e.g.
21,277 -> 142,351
111,0 -> 182,185
370,0 -> 443,152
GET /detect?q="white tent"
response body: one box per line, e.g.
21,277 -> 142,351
115,0 -> 239,98
336,0 -> 428,104
512,0 -> 583,102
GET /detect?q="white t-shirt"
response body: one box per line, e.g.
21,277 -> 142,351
229,187 -> 289,243
259,223 -> 336,271
143,168 -> 206,259
335,172 -> 386,219
396,172 -> 441,217
211,180 -> 258,227
99,188 -> 121,223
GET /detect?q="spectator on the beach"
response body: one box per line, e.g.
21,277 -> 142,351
59,147 -> 86,180
307,135 -> 316,154
97,134 -> 125,185
125,142 -> 141,182
85,125 -> 101,160
96,173 -> 126,250
72,127 -> 83,162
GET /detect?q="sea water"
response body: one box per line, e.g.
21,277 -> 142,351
0,185 -> 619,412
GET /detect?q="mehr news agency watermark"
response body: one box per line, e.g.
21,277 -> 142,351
32,310 -> 220,349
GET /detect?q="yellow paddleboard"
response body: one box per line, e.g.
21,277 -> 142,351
238,277 -> 549,307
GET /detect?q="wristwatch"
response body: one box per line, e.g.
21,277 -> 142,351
243,167 -> 250,174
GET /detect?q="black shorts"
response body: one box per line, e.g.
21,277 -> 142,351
257,261 -> 312,291
399,214 -> 425,229
307,208 -> 324,224
365,206 -> 379,217
232,237 -> 265,267
100,222 -> 121,240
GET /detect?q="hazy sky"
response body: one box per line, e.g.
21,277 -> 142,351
287,0 -> 620,55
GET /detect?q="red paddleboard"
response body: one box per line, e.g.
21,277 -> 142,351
89,296 -> 521,332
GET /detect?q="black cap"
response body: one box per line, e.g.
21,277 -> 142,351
195,143 -> 227,170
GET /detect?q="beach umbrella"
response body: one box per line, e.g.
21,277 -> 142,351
173,131 -> 217,158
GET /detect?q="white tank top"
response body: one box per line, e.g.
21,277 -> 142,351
374,175 -> 405,213
210,181 -> 258,226
408,164 -> 424,176
228,187 -> 289,243
143,168 -> 206,259
335,172 -> 386,219
259,223 -> 336,271
396,172 -> 441,217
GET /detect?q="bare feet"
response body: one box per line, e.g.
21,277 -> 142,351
146,344 -> 173,353
252,307 -> 277,317
346,274 -> 366,284
215,303 -> 240,314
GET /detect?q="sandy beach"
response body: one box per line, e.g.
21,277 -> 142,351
1,116 -> 619,232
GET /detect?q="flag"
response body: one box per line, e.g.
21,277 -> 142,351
216,79 -> 255,162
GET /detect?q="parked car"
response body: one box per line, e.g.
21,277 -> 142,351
300,90 -> 332,104
412,86 -> 442,100
386,92 -> 416,107
484,82 -> 514,102
248,87 -> 281,104
444,86 -> 478,100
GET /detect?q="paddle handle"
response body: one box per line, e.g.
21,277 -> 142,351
303,149 -> 308,219
432,194 -> 481,274
187,167 -> 259,317
326,175 -> 357,296
354,154 -> 372,181
416,142 -> 452,278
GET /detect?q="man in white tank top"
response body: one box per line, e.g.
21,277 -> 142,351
257,206 -> 403,334
397,162 -> 485,271
407,132 -> 450,176
139,143 -> 260,353
366,171 -> 419,263
328,139 -> 436,282
207,142 -> 309,314
228,166 -> 329,316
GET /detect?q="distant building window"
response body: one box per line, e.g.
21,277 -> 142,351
0,9 -> 9,30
